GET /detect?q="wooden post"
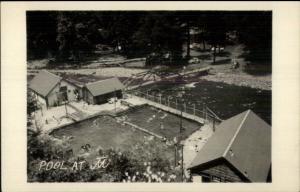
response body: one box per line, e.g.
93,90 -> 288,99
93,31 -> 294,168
184,102 -> 186,113
203,103 -> 205,119
213,118 -> 215,132
205,107 -> 208,121
174,144 -> 177,166
114,88 -> 117,114
159,95 -> 162,104
193,104 -> 196,115
175,99 -> 177,109
181,144 -> 184,181
34,111 -> 38,130
40,104 -> 44,117
64,101 -> 68,116
180,106 -> 183,132
168,96 -> 170,107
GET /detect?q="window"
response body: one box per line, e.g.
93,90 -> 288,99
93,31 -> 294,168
59,86 -> 67,92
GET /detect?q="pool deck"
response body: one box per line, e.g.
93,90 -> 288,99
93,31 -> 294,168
31,93 -> 211,136
30,97 -> 148,134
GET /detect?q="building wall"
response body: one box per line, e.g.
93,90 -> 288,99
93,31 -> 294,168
60,80 -> 80,102
35,93 -> 47,106
191,161 -> 245,183
47,80 -> 81,107
47,88 -> 59,107
83,88 -> 95,104
201,163 -> 243,182
93,90 -> 122,105
83,89 -> 122,105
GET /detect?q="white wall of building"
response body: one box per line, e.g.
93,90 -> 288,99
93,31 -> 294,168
47,80 -> 81,107
60,80 -> 79,101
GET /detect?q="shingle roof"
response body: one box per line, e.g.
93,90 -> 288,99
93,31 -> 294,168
29,70 -> 62,97
188,110 -> 271,182
85,77 -> 124,96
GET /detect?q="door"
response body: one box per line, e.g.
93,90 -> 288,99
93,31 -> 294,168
59,86 -> 68,102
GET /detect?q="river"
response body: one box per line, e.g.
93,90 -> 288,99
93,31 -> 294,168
138,79 -> 271,125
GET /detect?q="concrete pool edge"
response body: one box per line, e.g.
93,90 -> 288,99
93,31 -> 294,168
46,103 -> 208,139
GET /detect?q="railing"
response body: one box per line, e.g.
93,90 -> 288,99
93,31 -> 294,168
127,90 -> 223,125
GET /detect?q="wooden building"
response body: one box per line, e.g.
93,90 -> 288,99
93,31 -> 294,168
29,70 -> 81,108
83,77 -> 124,105
188,110 -> 271,183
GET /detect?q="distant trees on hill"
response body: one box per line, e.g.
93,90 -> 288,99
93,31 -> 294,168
27,11 -> 271,66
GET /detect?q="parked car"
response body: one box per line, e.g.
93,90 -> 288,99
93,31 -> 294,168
211,46 -> 225,52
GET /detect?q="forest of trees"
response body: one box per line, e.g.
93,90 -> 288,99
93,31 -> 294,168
27,11 -> 271,66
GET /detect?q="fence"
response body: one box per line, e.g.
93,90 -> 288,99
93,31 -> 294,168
128,90 -> 223,126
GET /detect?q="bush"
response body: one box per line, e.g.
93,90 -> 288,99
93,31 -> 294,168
27,133 -> 185,182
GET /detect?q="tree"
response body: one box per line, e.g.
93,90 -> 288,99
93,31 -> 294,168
28,11 -> 271,69
150,12 -> 184,65
56,12 -> 74,61
177,11 -> 199,60
204,12 -> 227,64
27,91 -> 38,116
238,12 -> 272,65
27,11 -> 58,59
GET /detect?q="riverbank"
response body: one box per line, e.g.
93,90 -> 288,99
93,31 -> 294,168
28,66 -> 271,91
194,44 -> 271,91
200,72 -> 271,91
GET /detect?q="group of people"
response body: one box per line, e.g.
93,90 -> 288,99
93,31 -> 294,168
81,144 -> 91,152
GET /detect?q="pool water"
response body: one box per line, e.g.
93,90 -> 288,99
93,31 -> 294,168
123,105 -> 202,141
51,115 -> 149,154
51,115 -> 175,161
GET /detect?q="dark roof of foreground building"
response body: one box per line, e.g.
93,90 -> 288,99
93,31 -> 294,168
29,70 -> 62,97
188,110 -> 271,182
85,77 -> 124,96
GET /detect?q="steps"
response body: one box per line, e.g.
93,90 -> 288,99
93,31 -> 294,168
67,103 -> 88,121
